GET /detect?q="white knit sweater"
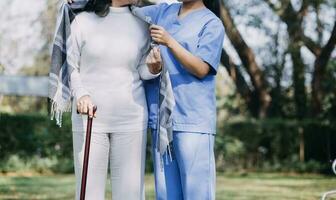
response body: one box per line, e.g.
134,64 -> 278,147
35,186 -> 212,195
70,6 -> 159,133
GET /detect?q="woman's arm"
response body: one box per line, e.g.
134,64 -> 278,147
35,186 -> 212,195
151,24 -> 210,79
150,21 -> 225,79
70,18 -> 95,118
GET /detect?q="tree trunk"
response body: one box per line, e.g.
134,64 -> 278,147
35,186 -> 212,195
282,2 -> 308,118
290,42 -> 307,118
219,1 -> 271,118
312,22 -> 336,114
299,127 -> 305,162
220,50 -> 252,102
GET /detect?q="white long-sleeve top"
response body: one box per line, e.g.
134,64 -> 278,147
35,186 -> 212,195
70,6 -> 159,133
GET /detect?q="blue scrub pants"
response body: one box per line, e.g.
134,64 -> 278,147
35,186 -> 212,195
151,130 -> 216,200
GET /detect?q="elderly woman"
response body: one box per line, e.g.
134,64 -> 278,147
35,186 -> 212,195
60,0 -> 162,199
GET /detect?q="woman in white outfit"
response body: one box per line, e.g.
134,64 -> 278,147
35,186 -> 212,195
69,0 -> 162,199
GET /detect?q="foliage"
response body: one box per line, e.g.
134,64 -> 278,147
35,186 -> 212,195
1,113 -> 335,174
0,112 -> 72,173
215,118 -> 336,173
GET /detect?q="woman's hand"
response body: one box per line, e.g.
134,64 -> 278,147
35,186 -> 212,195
150,25 -> 174,47
67,0 -> 73,3
146,46 -> 162,74
77,95 -> 96,118
150,25 -> 211,79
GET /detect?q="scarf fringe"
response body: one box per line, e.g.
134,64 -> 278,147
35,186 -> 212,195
49,0 -> 84,128
158,142 -> 174,171
50,98 -> 72,128
49,73 -> 72,127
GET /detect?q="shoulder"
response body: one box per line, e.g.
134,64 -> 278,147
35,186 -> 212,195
202,11 -> 225,32
75,11 -> 96,20
133,15 -> 151,31
151,2 -> 181,15
162,3 -> 180,12
134,3 -> 178,24
156,2 -> 176,10
74,11 -> 97,24
72,11 -> 99,32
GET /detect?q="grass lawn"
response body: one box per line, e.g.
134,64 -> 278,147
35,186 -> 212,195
0,173 -> 335,200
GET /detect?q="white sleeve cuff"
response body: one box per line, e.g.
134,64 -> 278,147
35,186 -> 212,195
74,87 -> 90,102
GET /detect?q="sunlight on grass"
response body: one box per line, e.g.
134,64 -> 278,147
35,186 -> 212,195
0,173 -> 335,200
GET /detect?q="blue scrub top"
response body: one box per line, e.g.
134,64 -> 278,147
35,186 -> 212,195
140,3 -> 225,134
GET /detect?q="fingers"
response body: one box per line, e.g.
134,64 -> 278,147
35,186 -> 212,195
147,48 -> 160,64
150,24 -> 162,31
153,47 -> 161,62
88,104 -> 94,118
150,30 -> 163,39
82,101 -> 88,114
150,25 -> 164,42
146,49 -> 154,64
77,101 -> 85,114
151,35 -> 162,43
146,47 -> 162,74
150,29 -> 163,35
76,96 -> 95,117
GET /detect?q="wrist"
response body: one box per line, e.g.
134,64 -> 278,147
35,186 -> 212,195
166,36 -> 175,49
75,88 -> 90,102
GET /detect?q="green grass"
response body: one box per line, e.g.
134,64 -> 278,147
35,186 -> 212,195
0,173 -> 335,200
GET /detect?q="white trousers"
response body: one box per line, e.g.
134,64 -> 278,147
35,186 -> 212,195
72,130 -> 147,200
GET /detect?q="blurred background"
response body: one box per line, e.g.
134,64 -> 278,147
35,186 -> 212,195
0,0 -> 335,199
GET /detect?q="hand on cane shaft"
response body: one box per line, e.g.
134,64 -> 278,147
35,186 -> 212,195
76,95 -> 97,118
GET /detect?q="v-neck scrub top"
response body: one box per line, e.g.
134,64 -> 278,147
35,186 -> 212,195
140,3 -> 225,134
69,6 -> 159,133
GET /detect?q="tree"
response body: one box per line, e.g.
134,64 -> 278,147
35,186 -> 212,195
312,21 -> 336,114
219,0 -> 271,118
263,0 -> 336,117
217,0 -> 335,118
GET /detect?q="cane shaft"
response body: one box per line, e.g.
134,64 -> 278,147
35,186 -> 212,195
80,106 -> 97,200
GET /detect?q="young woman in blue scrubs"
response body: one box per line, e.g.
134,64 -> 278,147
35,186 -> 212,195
140,1 -> 224,199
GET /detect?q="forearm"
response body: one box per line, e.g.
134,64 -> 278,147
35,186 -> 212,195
167,39 -> 210,79
70,71 -> 90,101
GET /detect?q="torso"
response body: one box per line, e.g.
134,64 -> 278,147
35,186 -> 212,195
144,3 -> 224,133
71,7 -> 151,133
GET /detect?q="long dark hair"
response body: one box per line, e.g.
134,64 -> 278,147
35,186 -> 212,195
84,0 -> 112,17
204,0 -> 220,18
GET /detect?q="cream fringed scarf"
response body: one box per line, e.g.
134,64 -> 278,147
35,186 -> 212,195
49,0 -> 89,127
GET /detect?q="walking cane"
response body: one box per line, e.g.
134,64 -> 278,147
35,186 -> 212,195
78,106 -> 97,200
